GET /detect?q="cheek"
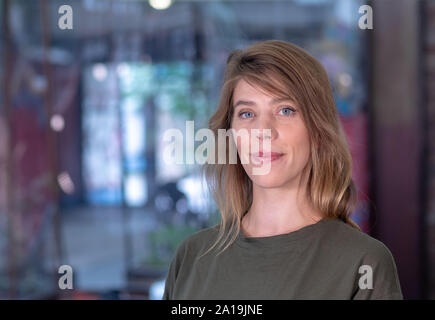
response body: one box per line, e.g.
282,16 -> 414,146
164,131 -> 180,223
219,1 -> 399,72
282,127 -> 311,164
295,132 -> 311,165
231,129 -> 251,154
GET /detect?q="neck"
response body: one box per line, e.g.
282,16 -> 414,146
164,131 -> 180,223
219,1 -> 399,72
242,180 -> 323,237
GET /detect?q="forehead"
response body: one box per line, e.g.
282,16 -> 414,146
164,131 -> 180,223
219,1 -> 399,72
232,78 -> 295,106
233,77 -> 289,100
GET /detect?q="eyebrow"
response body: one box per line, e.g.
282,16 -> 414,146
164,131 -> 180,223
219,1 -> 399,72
233,97 -> 295,109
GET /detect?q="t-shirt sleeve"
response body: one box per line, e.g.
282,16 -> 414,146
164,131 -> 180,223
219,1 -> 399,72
352,240 -> 403,300
162,239 -> 188,300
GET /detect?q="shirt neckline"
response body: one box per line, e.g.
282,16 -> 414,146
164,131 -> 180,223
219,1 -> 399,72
235,217 -> 333,250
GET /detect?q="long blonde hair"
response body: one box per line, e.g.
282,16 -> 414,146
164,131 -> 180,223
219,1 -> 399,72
199,40 -> 360,258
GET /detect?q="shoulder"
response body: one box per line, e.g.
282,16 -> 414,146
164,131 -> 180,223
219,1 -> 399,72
173,224 -> 220,258
319,218 -> 397,265
320,218 -> 403,298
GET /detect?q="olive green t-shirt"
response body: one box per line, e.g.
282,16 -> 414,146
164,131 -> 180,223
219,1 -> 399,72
162,217 -> 403,300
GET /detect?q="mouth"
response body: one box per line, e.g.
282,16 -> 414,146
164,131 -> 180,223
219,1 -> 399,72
250,152 -> 285,162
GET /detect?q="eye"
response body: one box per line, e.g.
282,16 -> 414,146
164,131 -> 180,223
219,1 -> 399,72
238,111 -> 254,119
279,107 -> 296,116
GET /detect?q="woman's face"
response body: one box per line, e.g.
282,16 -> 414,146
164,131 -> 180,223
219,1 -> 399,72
230,78 -> 311,189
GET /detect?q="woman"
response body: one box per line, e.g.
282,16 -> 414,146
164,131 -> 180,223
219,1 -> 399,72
162,40 -> 403,300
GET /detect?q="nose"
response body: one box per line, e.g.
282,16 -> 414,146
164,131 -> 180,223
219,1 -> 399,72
254,117 -> 277,142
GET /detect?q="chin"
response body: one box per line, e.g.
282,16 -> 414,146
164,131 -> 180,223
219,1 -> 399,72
248,173 -> 290,189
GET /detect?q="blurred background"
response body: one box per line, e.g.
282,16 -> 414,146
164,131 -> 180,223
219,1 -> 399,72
0,0 -> 432,300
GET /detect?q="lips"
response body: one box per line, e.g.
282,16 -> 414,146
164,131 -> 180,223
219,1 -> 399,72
250,152 -> 284,161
